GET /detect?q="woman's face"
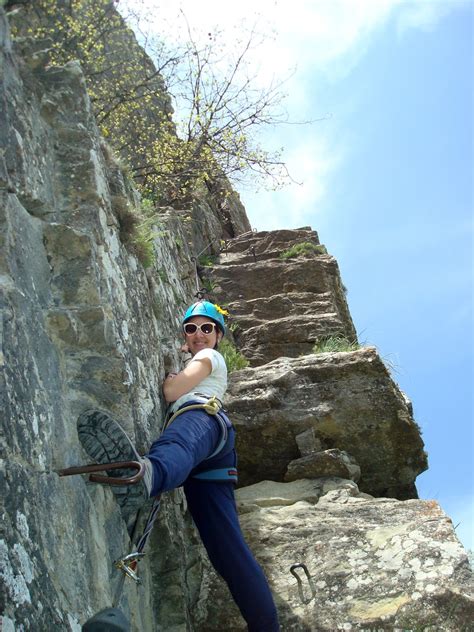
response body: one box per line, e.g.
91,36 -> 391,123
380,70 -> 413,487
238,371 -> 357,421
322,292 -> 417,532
184,316 -> 222,355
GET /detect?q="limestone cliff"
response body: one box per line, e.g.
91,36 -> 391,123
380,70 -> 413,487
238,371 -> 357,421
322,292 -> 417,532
1,6 -> 472,632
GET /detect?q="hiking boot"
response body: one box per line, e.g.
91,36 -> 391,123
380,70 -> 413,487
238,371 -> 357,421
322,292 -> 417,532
77,409 -> 154,517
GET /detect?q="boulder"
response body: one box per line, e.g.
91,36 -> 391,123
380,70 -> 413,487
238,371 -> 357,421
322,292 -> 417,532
285,449 -> 361,483
226,348 -> 428,498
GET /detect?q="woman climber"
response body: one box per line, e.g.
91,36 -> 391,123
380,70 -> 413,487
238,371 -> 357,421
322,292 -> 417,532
78,300 -> 280,632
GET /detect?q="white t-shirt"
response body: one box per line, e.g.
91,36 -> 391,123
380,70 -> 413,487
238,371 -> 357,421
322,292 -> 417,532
170,348 -> 228,413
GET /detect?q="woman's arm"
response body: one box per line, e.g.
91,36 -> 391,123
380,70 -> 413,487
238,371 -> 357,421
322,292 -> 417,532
163,356 -> 212,403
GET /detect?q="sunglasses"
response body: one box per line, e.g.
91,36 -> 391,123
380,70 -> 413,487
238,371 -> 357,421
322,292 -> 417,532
183,322 -> 217,335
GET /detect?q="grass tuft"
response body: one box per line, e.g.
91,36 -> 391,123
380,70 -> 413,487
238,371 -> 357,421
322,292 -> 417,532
312,335 -> 360,354
219,339 -> 249,373
280,242 -> 328,260
111,196 -> 163,268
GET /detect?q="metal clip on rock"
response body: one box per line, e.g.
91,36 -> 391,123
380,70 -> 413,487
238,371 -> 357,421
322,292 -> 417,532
114,552 -> 146,584
57,461 -> 150,631
56,460 -> 145,485
290,562 -> 316,605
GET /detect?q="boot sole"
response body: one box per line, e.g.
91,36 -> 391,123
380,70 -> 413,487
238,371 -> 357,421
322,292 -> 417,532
77,409 -> 148,515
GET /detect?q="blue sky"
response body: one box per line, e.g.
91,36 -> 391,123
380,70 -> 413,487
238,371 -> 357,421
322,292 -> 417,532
124,1 -> 473,551
284,3 -> 473,550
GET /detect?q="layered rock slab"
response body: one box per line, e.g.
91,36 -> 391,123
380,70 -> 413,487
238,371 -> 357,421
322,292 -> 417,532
209,228 -> 356,365
285,449 -> 361,483
225,347 -> 427,498
191,480 -> 473,631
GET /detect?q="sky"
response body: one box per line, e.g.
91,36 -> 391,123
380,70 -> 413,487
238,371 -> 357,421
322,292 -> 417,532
122,0 -> 473,551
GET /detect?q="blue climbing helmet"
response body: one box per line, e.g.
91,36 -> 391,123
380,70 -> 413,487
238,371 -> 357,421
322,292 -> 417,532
182,301 -> 226,335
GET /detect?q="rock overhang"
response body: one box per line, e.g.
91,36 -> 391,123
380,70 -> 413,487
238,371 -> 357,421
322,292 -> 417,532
225,348 -> 428,498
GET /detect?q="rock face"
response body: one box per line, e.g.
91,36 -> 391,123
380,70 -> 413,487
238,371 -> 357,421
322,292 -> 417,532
212,228 -> 356,365
285,449 -> 361,483
194,480 -> 473,631
225,349 -> 427,498
1,6 -> 472,632
0,9 -> 227,630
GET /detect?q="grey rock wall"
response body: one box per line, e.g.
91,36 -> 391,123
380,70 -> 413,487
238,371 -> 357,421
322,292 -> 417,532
0,9 -> 233,630
226,349 -> 427,498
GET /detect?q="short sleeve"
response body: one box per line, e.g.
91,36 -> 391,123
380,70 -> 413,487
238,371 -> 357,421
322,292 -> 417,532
192,348 -> 220,372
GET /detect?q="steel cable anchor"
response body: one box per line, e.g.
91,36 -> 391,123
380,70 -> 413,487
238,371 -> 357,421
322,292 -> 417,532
56,460 -> 145,485
290,563 -> 316,604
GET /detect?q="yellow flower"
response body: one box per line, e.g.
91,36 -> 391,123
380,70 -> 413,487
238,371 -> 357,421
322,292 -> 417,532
214,304 -> 229,316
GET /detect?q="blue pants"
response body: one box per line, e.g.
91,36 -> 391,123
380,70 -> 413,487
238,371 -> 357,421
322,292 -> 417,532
146,408 -> 280,632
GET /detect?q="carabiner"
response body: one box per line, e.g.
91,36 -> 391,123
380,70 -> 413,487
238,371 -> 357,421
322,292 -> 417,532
114,552 -> 146,584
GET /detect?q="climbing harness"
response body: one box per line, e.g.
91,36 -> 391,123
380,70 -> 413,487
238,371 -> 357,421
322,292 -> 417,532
164,394 -> 222,429
163,395 -> 236,480
193,467 -> 238,483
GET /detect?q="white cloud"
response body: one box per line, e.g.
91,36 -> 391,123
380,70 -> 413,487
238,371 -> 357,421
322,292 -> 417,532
395,0 -> 471,35
123,1 -> 466,113
240,133 -> 344,230
121,0 -> 467,230
125,1 -> 443,74
124,0 -> 467,84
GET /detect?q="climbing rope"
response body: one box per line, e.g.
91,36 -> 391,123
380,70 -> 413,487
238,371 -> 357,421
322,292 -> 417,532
163,395 -> 222,430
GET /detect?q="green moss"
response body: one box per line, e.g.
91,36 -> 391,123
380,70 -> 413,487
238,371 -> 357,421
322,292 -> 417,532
201,278 -> 217,293
157,269 -> 169,283
131,224 -> 156,268
111,196 -> 158,268
140,198 -> 156,217
198,254 -> 217,266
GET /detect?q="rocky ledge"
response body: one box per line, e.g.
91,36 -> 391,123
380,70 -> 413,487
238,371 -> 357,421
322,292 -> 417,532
195,479 -> 473,631
225,347 -> 427,499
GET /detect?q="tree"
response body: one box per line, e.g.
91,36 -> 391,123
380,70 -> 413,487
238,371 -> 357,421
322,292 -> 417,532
12,0 -> 294,205
126,10 -> 293,197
